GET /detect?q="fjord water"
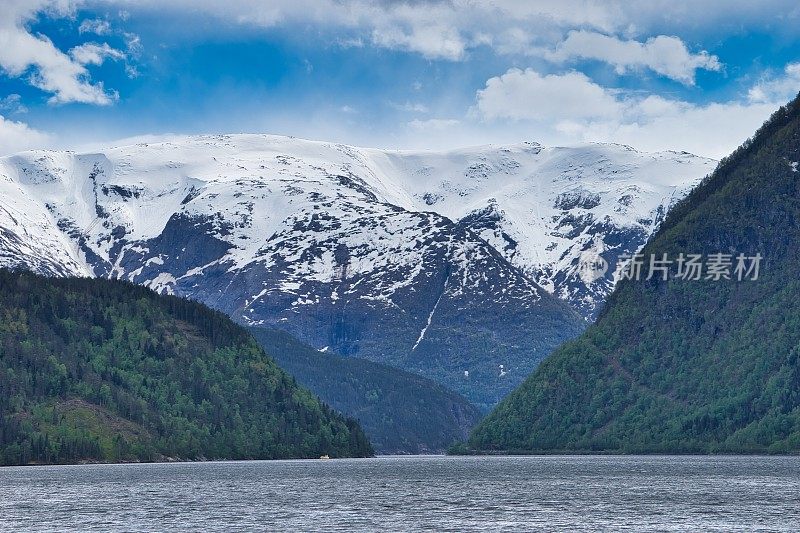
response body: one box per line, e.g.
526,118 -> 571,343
1,456 -> 798,532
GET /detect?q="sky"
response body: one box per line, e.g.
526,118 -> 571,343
1,0 -> 800,159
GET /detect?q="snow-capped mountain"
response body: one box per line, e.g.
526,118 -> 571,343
0,135 -> 714,408
364,141 -> 715,317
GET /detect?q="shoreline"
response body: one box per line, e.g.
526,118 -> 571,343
4,452 -> 800,469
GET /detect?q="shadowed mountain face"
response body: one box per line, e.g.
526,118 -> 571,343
470,95 -> 800,453
0,137 -> 712,409
251,327 -> 482,454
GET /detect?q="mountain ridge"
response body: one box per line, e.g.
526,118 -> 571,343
0,135 -> 715,316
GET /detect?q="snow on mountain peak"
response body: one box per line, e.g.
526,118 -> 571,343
0,133 -> 715,318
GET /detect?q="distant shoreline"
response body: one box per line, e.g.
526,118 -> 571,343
5,452 -> 800,469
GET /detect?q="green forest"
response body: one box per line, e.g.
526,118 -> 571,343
469,93 -> 800,454
252,327 -> 482,453
0,269 -> 373,466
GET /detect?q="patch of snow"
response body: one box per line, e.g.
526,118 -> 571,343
412,292 -> 443,351
145,272 -> 177,294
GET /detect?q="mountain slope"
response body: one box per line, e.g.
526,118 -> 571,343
251,327 -> 482,454
0,269 -> 373,466
469,95 -> 800,453
0,137 -> 712,408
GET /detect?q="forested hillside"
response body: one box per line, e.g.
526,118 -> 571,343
469,94 -> 800,454
0,270 -> 372,465
252,328 -> 482,453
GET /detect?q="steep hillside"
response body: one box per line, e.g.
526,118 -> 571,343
251,328 -> 482,454
0,269 -> 372,466
469,95 -> 800,453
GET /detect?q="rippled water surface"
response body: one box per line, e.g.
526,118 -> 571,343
1,455 -> 799,531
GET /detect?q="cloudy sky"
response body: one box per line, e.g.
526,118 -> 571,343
1,0 -> 800,158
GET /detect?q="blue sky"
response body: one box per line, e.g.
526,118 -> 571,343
1,1 -> 800,158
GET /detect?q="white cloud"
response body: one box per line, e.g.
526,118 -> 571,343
391,101 -> 429,113
476,68 -> 621,122
474,65 -> 798,158
123,32 -> 143,57
0,94 -> 28,114
408,118 -> 460,131
78,18 -> 111,35
564,97 -> 778,159
371,22 -> 467,61
545,31 -> 721,85
0,0 -> 118,105
0,115 -> 51,156
484,0 -> 623,34
69,42 -> 126,66
748,63 -> 800,103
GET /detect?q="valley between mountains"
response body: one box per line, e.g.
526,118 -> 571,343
0,136 -> 714,451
